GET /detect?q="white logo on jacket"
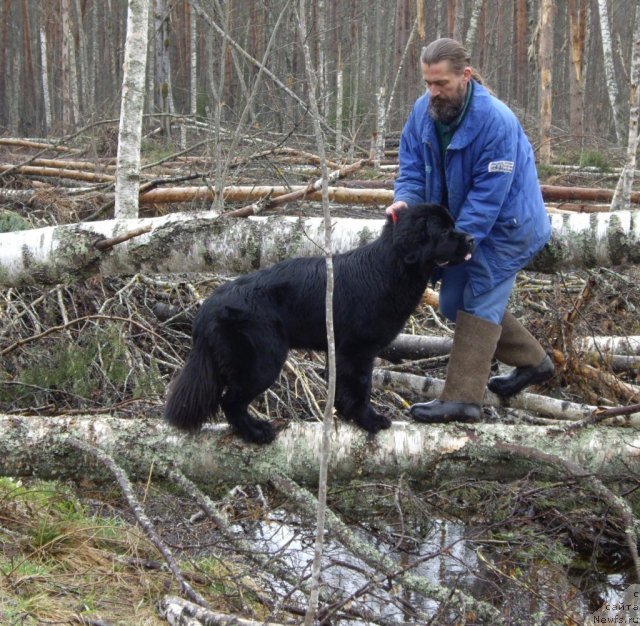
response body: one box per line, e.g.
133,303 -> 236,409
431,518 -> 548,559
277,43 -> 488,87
488,160 -> 514,173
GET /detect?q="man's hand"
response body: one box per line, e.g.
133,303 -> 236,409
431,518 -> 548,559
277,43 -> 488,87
385,200 -> 408,216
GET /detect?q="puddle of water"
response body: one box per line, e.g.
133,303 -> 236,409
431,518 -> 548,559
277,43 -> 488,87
239,511 -> 632,624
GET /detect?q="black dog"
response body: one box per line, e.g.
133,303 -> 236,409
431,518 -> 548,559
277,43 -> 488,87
165,204 -> 473,444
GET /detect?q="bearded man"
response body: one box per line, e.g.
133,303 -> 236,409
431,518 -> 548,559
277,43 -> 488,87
387,38 -> 555,423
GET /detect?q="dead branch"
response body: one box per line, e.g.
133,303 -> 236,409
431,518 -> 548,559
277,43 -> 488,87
138,184 -> 392,206
0,162 -> 115,183
373,368 -> 601,422
552,403 -> 640,432
224,159 -> 369,217
0,138 -> 83,153
94,225 -> 153,251
552,349 -> 640,403
158,596 -> 286,626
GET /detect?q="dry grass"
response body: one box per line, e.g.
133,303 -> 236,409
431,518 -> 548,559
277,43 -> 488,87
0,478 -> 267,625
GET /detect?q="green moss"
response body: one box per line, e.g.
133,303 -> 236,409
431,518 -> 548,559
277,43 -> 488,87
0,209 -> 31,233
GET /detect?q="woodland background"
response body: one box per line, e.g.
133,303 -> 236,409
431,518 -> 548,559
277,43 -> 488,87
1,1 -> 640,625
0,0 -> 637,156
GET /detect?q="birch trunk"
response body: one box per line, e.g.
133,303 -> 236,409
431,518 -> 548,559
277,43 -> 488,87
2,415 -> 640,487
297,1 -> 335,619
1,210 -> 640,286
610,5 -> 640,212
465,0 -> 484,52
374,87 -> 386,168
597,0 -> 624,144
335,50 -> 343,156
61,0 -> 74,131
39,23 -> 52,133
114,0 -> 151,219
189,2 -> 197,120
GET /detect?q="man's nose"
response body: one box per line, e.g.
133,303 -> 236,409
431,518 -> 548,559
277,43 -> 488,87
428,85 -> 440,98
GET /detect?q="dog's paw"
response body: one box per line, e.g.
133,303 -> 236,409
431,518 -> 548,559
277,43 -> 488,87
238,419 -> 277,445
356,410 -> 392,434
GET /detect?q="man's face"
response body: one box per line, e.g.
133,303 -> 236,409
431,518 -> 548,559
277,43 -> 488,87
422,60 -> 471,124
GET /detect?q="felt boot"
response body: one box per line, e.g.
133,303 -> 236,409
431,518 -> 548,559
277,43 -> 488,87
410,311 -> 501,423
487,311 -> 554,397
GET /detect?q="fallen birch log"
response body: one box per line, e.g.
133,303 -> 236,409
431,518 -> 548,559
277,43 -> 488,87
158,596 -> 286,626
139,184 -> 393,206
225,159 -> 368,217
1,210 -> 640,286
378,334 -> 452,362
578,335 -> 640,355
2,415 -> 640,486
372,368 -> 605,422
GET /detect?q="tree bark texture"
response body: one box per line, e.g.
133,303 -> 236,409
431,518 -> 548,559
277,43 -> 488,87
538,0 -> 554,164
114,0 -> 150,219
1,415 -> 640,488
611,5 -> 640,212
1,209 -> 640,286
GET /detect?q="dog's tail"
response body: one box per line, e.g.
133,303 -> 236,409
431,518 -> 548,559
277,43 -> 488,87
164,336 -> 222,431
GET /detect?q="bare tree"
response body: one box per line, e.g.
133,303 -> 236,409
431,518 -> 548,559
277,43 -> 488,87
514,0 -> 528,109
597,0 -> 624,144
154,0 -> 175,137
465,0 -> 484,53
114,0 -> 150,219
61,0 -> 79,131
611,4 -> 640,211
538,0 -> 554,164
296,0 -> 336,620
568,0 -> 587,143
39,3 -> 52,133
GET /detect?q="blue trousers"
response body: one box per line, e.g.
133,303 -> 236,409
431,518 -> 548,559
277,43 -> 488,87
438,263 -> 516,325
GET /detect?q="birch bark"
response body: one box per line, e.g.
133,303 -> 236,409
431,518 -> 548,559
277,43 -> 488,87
610,5 -> 640,212
1,210 -> 640,286
1,415 -> 640,487
597,0 -> 624,144
114,0 -> 150,219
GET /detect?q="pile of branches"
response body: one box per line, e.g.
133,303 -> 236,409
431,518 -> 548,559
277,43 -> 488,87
1,267 -> 640,624
1,263 -> 639,421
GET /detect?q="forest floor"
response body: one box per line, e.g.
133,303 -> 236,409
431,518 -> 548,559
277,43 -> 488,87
1,141 -> 640,624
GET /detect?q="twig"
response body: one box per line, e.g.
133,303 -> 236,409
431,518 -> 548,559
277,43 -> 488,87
66,436 -> 211,608
94,225 -> 152,251
552,403 -> 640,432
157,463 -> 309,594
224,159 -> 367,217
0,313 -> 164,357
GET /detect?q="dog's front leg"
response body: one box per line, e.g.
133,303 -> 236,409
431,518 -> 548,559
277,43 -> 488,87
334,352 -> 392,434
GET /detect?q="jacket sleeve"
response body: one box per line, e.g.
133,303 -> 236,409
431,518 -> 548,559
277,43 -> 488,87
454,114 -> 518,247
393,103 -> 427,206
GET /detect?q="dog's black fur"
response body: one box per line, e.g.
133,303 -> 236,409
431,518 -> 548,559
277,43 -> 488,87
165,204 -> 473,444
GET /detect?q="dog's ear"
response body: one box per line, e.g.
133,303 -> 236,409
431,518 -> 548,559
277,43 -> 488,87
403,250 -> 421,264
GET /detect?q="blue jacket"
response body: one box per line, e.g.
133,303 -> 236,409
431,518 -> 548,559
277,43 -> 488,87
394,81 -> 551,296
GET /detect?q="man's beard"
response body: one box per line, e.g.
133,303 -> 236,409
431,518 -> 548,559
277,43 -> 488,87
428,83 -> 467,125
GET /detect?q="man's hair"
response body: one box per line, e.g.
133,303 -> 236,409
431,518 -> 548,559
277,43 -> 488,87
420,37 -> 486,85
420,38 -> 470,74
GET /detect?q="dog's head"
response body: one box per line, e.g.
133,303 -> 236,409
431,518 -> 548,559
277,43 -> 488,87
389,203 -> 473,275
